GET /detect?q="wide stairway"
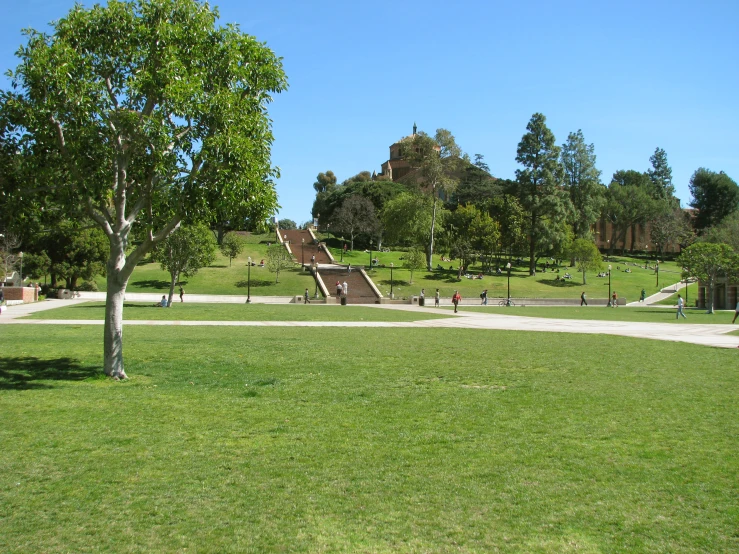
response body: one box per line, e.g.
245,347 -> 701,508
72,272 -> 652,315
280,229 -> 332,265
319,266 -> 380,304
277,228 -> 380,303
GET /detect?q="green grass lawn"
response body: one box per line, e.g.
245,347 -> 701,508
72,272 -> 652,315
23,302 -> 448,322
329,247 -> 683,303
449,305 -> 738,325
1,325 -> 737,552
79,234 -> 683,303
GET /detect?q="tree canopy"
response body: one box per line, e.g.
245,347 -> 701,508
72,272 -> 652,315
0,0 -> 287,378
689,168 -> 739,231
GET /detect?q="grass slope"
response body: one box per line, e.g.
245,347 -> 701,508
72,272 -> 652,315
1,325 -> 737,552
82,233 -> 683,302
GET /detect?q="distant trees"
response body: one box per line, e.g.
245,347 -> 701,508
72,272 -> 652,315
515,113 -> 571,274
400,129 -> 464,270
152,224 -> 217,307
330,196 -> 381,250
403,248 -> 426,284
677,242 -> 739,314
648,147 -> 675,201
569,239 -> 602,285
220,232 -> 245,266
689,168 -> 739,231
278,219 -> 298,230
266,244 -> 293,283
561,130 -> 603,239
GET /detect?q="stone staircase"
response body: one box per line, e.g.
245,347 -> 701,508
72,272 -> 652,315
279,228 -> 333,265
318,267 -> 381,304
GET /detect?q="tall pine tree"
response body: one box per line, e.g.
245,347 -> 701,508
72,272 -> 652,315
515,113 -> 571,274
561,130 -> 604,239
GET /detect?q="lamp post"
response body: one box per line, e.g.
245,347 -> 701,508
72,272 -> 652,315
607,264 -> 612,307
390,262 -> 394,299
340,238 -> 345,262
506,261 -> 512,306
645,244 -> 649,269
301,238 -> 305,266
656,260 -> 660,289
368,239 -> 373,269
19,251 -> 23,286
326,223 -> 331,242
246,256 -> 252,303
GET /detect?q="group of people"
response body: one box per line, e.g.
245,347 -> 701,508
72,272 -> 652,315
334,280 -> 348,299
155,286 -> 185,307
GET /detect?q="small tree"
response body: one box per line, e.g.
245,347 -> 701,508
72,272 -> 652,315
403,248 -> 426,284
266,244 -> 292,283
220,232 -> 245,267
152,224 -> 217,306
677,242 -> 739,314
331,195 -> 380,251
569,238 -> 602,285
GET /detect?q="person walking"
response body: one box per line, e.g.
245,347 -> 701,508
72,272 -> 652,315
304,288 -> 311,304
676,294 -> 687,319
733,300 -> 739,324
452,290 -> 461,313
336,281 -> 342,297
179,286 -> 185,303
640,288 -> 646,303
420,288 -> 425,306
480,289 -> 488,305
434,288 -> 440,307
611,291 -> 618,307
342,281 -> 348,297
580,291 -> 587,306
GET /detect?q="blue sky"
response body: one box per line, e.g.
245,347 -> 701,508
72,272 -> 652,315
2,0 -> 737,224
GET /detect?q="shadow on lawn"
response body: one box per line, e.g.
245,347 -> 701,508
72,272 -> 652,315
235,279 -> 275,288
130,279 -> 171,289
0,356 -> 101,390
540,278 -> 579,288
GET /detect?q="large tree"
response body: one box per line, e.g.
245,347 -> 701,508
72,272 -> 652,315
677,242 -> 739,314
0,0 -> 286,379
569,238 -> 602,285
515,113 -> 571,274
561,130 -> 604,239
152,223 -> 217,306
648,147 -> 675,201
330,195 -> 381,251
400,129 -> 464,270
689,168 -> 739,231
602,170 -> 661,254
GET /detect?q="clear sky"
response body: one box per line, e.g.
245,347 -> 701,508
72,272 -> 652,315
2,0 -> 737,224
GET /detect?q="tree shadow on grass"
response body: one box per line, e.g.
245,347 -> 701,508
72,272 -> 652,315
422,272 -> 463,283
235,279 -> 276,288
377,279 -> 411,287
130,279 -> 171,290
0,356 -> 101,390
540,278 -> 579,288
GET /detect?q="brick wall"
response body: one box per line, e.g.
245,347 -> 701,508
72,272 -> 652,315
1,286 -> 38,303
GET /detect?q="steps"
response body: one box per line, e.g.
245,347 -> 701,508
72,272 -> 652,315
319,267 -> 381,304
279,229 -> 332,265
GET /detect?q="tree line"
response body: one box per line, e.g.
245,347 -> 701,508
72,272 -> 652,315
310,114 -> 739,278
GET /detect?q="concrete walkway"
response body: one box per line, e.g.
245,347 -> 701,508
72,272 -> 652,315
2,294 -> 738,350
626,279 -> 693,307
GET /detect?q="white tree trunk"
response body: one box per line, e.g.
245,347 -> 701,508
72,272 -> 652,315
428,189 -> 437,271
104,265 -> 128,380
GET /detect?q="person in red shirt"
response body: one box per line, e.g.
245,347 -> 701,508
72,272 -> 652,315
452,290 -> 462,313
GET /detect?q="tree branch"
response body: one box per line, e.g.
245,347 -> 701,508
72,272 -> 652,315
104,76 -> 120,109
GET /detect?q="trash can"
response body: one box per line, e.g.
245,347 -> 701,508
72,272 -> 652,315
341,296 -> 347,306
419,297 -> 425,307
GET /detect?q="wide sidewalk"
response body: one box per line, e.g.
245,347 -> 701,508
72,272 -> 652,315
2,294 -> 738,350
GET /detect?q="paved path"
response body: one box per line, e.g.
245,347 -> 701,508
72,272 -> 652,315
626,279 -> 693,307
2,296 -> 738,350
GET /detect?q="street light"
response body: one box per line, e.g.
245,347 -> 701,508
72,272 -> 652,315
656,260 -> 660,289
301,238 -> 305,266
368,239 -> 373,269
19,251 -> 23,286
340,238 -> 345,262
607,264 -> 612,307
246,256 -> 252,303
506,262 -> 512,306
390,262 -> 394,299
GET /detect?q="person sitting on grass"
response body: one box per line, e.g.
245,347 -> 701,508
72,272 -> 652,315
156,295 -> 168,308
